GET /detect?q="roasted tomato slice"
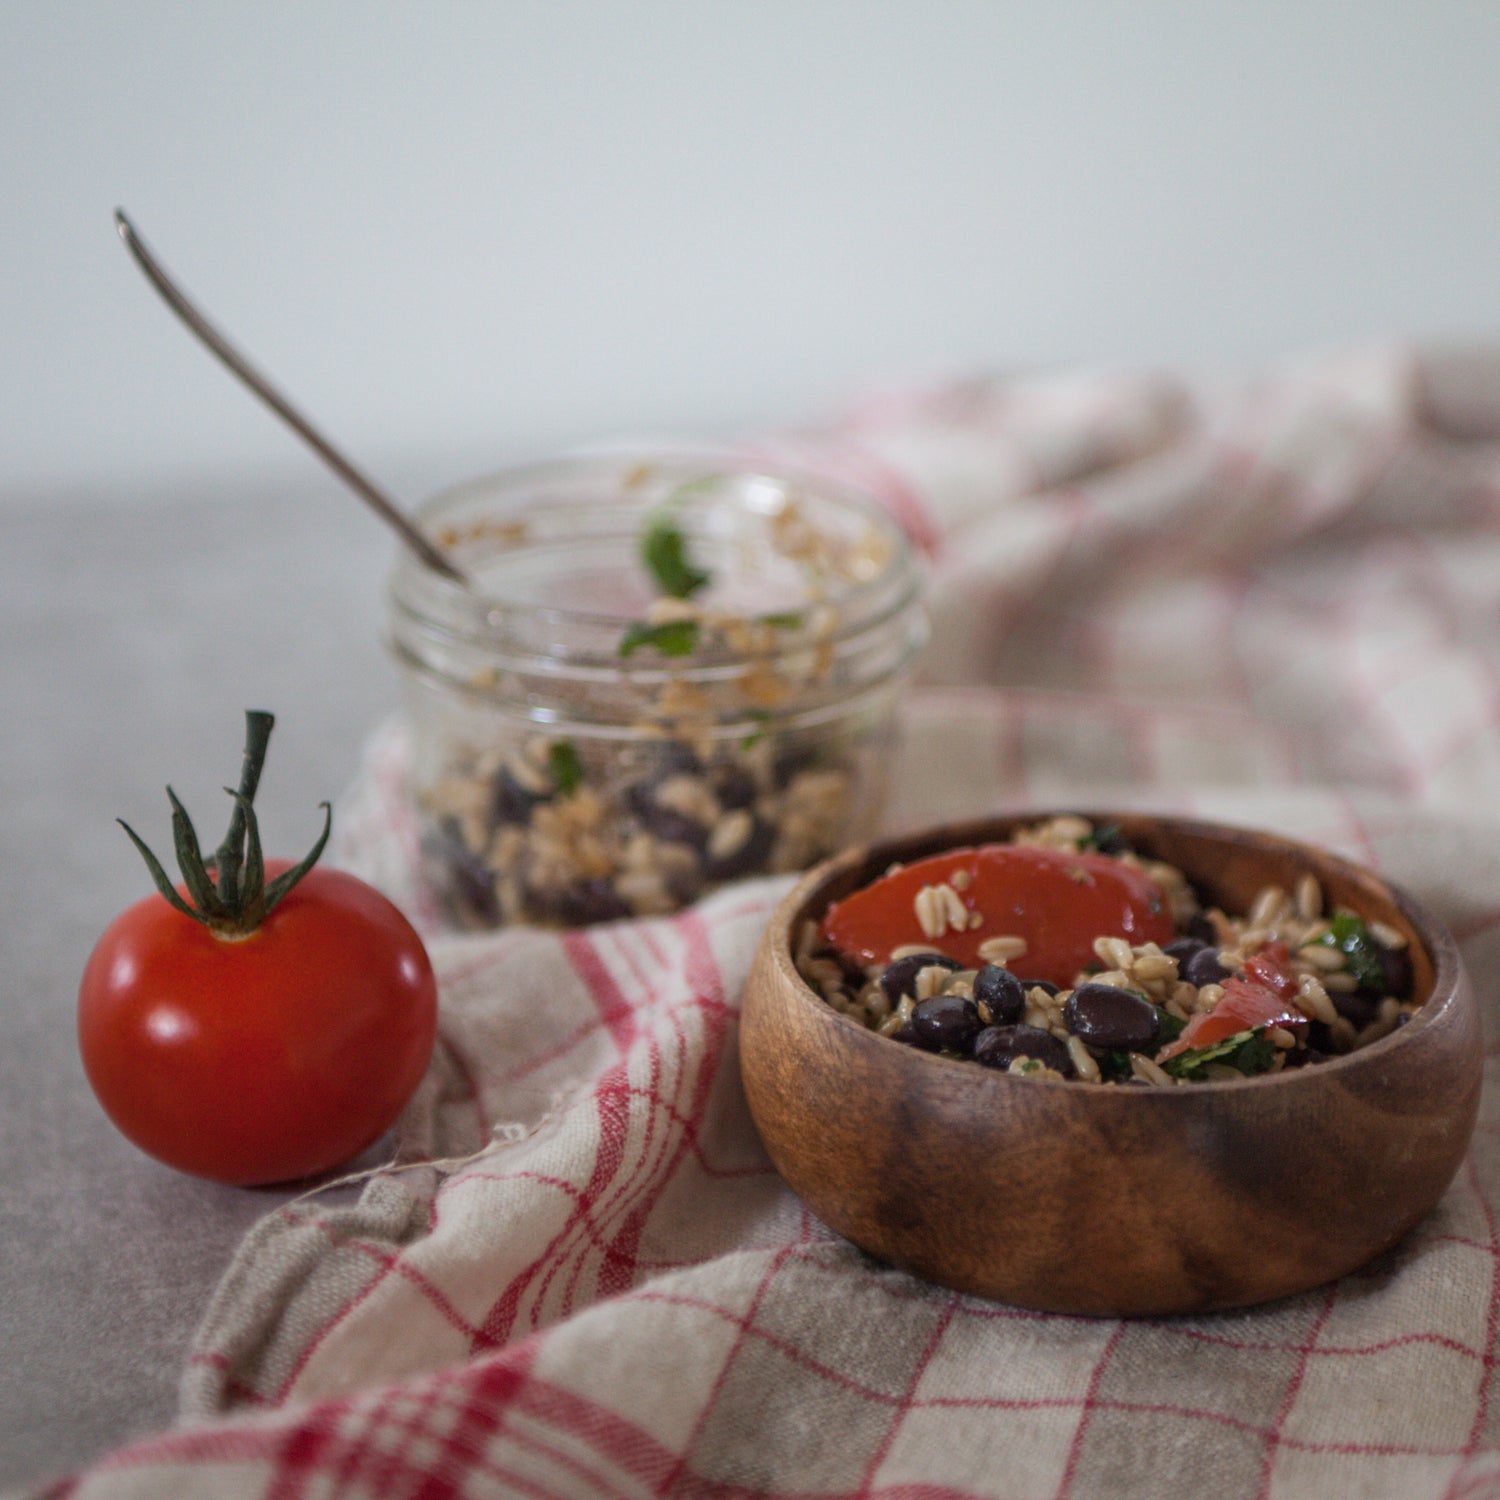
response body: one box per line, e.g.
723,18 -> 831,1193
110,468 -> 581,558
1242,942 -> 1302,1001
1157,944 -> 1306,1063
818,843 -> 1176,989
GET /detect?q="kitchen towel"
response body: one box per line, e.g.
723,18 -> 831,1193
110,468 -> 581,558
36,344 -> 1500,1499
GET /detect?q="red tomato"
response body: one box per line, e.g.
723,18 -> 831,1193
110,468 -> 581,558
1156,946 -> 1306,1064
1242,942 -> 1301,1000
78,861 -> 437,1186
819,843 -> 1176,989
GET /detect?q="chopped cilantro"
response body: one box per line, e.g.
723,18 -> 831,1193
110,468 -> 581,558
1082,821 -> 1130,855
1222,1031 -> 1278,1076
548,739 -> 584,796
1318,910 -> 1385,992
1162,1031 -> 1246,1078
1155,1008 -> 1187,1045
1162,1027 -> 1278,1079
640,513 -> 709,600
619,619 -> 701,658
739,709 -> 774,751
761,611 -> 804,630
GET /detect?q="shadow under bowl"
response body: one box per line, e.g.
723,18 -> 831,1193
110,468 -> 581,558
741,812 -> 1480,1316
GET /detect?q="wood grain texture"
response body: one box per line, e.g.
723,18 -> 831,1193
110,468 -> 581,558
741,812 -> 1480,1316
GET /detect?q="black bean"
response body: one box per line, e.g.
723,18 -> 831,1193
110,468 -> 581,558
623,779 -> 656,818
972,1025 -> 1074,1077
1063,983 -> 1161,1052
664,860 -> 706,906
773,743 -> 818,789
879,953 -> 960,1005
1163,936 -> 1207,964
429,818 -> 499,924
1183,946 -> 1232,987
621,742 -> 708,834
1180,913 -> 1218,946
1281,1046 -> 1329,1069
910,995 -> 984,1054
651,741 -> 704,779
647,807 -> 710,848
547,879 -> 633,926
492,765 -> 549,826
1332,991 -> 1378,1030
709,763 -> 760,810
812,948 -> 872,991
1376,942 -> 1413,1000
703,813 -> 776,881
972,964 -> 1025,1025
890,1022 -> 922,1047
624,781 -> 710,850
1018,978 -> 1059,997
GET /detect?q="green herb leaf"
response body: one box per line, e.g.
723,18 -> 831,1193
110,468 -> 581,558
548,739 -> 584,796
1162,1027 -> 1278,1079
619,619 -> 702,658
640,514 -> 710,599
739,709 -> 774,751
1224,1031 -> 1278,1076
1155,1008 -> 1187,1045
761,611 -> 804,630
1082,820 -> 1130,854
1319,909 -> 1385,992
1162,1031 -> 1249,1078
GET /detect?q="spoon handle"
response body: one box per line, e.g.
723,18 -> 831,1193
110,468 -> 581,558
114,209 -> 468,585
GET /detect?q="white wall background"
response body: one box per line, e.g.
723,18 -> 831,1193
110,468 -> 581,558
4,1 -> 1500,506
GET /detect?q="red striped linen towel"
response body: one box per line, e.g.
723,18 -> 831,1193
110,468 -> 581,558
32,345 -> 1500,1500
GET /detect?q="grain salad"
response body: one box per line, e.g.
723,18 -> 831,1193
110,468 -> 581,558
798,815 -> 1420,1083
388,454 -> 927,927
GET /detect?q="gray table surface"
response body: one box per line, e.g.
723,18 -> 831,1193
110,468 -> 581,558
0,477 -> 403,1490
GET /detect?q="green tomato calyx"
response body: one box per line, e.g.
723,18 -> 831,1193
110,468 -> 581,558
118,710 -> 330,936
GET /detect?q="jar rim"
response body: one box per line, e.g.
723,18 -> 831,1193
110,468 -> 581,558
391,446 -> 923,650
387,447 -> 928,734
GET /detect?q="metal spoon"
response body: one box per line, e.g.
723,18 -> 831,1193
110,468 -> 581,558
114,208 -> 469,585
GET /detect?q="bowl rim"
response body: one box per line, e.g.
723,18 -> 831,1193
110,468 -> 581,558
764,809 -> 1467,1097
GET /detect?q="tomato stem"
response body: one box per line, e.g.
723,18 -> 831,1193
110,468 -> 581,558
213,709 -> 274,914
117,710 -> 330,935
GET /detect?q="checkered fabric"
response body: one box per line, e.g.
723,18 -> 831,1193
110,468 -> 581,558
32,345 -> 1500,1499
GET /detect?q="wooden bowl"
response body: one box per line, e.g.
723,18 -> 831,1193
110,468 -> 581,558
741,812 -> 1480,1315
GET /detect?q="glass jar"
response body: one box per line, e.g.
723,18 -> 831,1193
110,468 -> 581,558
387,449 -> 927,928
